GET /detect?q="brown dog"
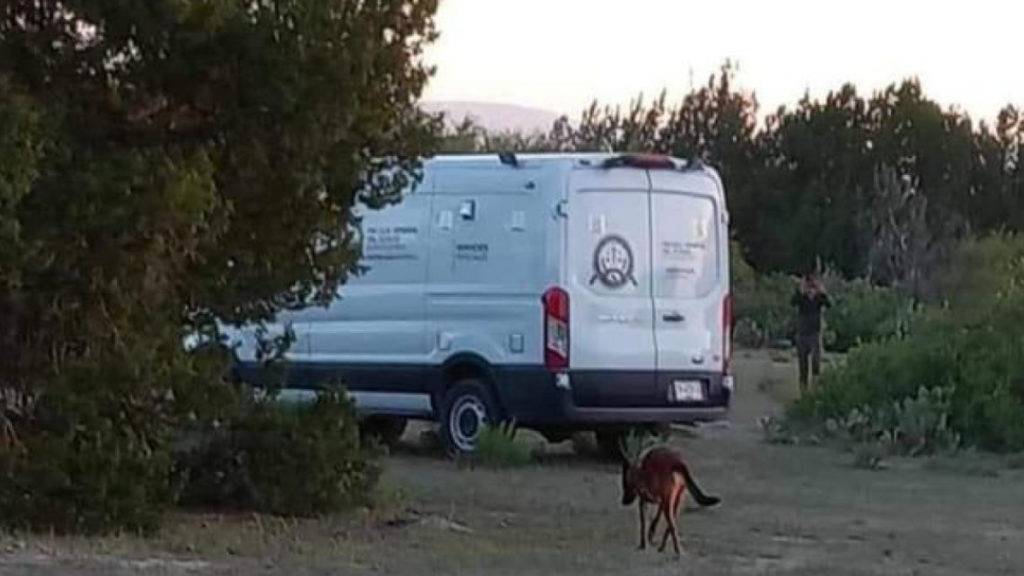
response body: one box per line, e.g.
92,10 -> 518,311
621,445 -> 720,555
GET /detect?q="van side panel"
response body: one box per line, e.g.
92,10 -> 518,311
426,165 -> 554,370
226,155 -> 731,427
308,189 -> 431,361
301,180 -> 432,400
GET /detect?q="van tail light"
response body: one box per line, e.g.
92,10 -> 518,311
543,287 -> 570,371
722,292 -> 733,374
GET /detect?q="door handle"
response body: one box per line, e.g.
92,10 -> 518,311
662,312 -> 684,323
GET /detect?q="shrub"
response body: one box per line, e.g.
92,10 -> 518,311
758,415 -> 796,445
793,235 -> 1024,453
732,316 -> 763,349
924,233 -> 1024,311
731,243 -> 911,352
819,387 -> 961,456
851,442 -> 888,470
176,386 -> 380,516
0,357 -> 176,535
732,271 -> 796,348
473,421 -> 533,468
823,275 -> 913,352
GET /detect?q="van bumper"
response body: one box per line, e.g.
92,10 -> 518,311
556,401 -> 729,425
495,367 -> 732,427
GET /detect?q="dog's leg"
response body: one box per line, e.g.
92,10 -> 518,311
666,513 -> 681,556
647,503 -> 662,544
668,486 -> 684,556
637,500 -> 646,550
657,500 -> 673,552
673,487 -> 686,518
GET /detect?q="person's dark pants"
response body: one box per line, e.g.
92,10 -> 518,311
795,331 -> 822,392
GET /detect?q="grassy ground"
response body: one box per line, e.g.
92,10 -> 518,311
2,350 -> 1023,575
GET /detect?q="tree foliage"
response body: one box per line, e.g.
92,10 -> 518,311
0,0 -> 439,533
443,63 -> 1024,282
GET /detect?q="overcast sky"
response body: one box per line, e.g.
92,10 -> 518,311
424,0 -> 1023,123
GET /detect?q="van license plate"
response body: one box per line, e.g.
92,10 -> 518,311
672,380 -> 703,402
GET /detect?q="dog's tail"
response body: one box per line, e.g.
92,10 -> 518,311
675,462 -> 721,507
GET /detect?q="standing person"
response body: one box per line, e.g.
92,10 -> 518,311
791,272 -> 831,394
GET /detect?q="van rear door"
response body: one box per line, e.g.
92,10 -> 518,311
649,170 -> 724,381
566,168 -> 656,404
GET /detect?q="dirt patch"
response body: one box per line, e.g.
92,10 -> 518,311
3,352 -> 1022,575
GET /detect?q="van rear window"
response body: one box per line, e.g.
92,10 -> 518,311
652,193 -> 719,299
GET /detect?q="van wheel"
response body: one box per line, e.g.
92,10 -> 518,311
595,430 -> 626,461
537,427 -> 571,444
439,379 -> 498,455
359,416 -> 408,448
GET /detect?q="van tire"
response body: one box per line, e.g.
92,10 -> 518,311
439,379 -> 498,455
359,416 -> 408,448
595,430 -> 626,461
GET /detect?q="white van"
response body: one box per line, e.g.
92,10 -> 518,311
227,153 -> 733,453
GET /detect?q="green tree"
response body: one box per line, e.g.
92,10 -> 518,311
437,116 -> 557,153
754,85 -> 872,276
435,64 -> 1021,287
867,166 -> 931,296
865,79 -> 974,281
0,0 -> 439,533
969,106 -> 1023,233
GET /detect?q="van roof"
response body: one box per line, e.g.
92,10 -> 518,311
428,152 -> 616,164
426,152 -> 709,173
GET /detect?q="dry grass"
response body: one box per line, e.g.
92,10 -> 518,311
3,351 -> 1023,576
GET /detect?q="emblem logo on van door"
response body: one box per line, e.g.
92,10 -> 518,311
590,234 -> 637,289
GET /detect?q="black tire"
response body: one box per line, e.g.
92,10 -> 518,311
359,416 -> 408,448
595,430 -> 626,461
439,379 -> 499,455
537,427 -> 572,444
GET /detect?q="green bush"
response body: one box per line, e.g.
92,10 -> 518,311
731,239 -> 911,352
474,421 -> 533,468
793,235 -> 1024,453
732,271 -> 795,348
176,386 -> 380,516
732,316 -> 764,349
733,270 -> 908,352
823,274 -> 913,352
0,357 -> 176,535
820,387 -> 961,456
924,233 -> 1024,311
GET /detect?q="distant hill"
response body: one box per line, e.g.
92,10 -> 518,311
420,101 -> 561,135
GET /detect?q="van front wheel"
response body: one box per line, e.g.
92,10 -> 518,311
439,379 -> 498,455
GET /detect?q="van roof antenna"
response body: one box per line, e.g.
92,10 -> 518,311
498,152 -> 519,167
